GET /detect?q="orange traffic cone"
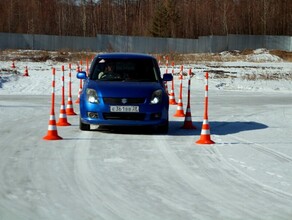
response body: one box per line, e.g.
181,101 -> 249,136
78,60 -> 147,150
173,98 -> 185,117
169,89 -> 177,105
75,78 -> 82,104
169,62 -> 177,105
11,61 -> 16,69
196,119 -> 214,144
164,58 -> 169,94
43,113 -> 63,140
75,64 -> 82,104
66,64 -> 77,115
57,65 -> 71,126
66,97 -> 77,115
43,68 -> 62,140
57,104 -> 71,126
181,106 -> 196,129
23,66 -> 29,77
86,57 -> 90,76
196,72 -> 214,145
181,68 -> 196,129
173,65 -> 185,117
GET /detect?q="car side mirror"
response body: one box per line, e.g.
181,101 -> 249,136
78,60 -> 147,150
162,73 -> 173,81
76,71 -> 87,79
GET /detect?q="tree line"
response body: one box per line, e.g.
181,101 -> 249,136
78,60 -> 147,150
0,0 -> 291,38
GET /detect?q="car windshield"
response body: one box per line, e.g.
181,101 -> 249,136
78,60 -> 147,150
90,58 -> 159,82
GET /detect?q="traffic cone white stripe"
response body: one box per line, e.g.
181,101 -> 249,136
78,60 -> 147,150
201,129 -> 210,135
49,115 -> 56,120
48,125 -> 57,130
66,104 -> 73,108
169,92 -> 175,99
185,116 -> 192,121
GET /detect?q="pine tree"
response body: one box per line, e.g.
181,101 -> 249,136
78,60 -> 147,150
149,1 -> 170,37
165,0 -> 181,38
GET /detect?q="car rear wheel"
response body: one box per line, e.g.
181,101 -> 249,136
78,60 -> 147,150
79,118 -> 90,131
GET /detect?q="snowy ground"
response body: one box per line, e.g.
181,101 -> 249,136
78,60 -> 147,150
0,49 -> 292,220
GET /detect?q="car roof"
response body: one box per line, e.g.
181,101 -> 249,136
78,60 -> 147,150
95,52 -> 155,60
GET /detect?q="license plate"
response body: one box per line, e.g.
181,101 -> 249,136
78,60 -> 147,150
110,105 -> 139,112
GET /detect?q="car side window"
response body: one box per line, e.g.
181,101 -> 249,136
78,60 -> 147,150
91,65 -> 101,80
137,60 -> 157,81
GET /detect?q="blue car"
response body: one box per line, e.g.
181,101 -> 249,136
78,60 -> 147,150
76,53 -> 173,133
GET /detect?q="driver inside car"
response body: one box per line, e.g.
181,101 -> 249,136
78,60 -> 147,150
98,63 -> 114,79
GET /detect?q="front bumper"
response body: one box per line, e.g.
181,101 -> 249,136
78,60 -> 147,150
79,102 -> 169,126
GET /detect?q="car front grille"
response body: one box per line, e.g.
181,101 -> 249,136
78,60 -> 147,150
103,98 -> 145,104
103,113 -> 146,121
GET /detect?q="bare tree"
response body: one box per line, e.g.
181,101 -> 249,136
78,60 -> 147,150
0,0 -> 291,38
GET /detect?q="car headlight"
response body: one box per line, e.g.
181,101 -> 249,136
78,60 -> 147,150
86,88 -> 99,103
150,89 -> 162,104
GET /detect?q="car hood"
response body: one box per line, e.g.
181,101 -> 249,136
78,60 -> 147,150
87,81 -> 163,98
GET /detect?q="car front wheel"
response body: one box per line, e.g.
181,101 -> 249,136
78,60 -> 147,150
79,118 -> 90,131
156,119 -> 169,134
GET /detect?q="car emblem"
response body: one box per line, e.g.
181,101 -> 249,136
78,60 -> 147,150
121,98 -> 127,104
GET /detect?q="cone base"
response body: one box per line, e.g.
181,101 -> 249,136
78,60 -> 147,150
196,137 -> 215,145
56,121 -> 71,126
43,133 -> 63,140
173,111 -> 185,117
66,111 -> 77,116
169,100 -> 177,105
181,124 -> 196,129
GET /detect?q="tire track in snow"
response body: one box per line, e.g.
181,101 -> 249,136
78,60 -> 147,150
73,131 -> 159,220
219,135 -> 292,198
155,136 -> 292,219
154,137 -> 260,218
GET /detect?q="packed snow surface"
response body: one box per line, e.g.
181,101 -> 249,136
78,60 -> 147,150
0,50 -> 292,220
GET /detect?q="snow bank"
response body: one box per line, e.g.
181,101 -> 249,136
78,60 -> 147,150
1,49 -> 292,95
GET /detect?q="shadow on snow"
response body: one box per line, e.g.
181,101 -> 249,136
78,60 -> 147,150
89,120 -> 268,136
169,120 -> 268,136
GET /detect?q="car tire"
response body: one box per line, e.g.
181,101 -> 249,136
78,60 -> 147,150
79,118 -> 90,131
156,119 -> 169,134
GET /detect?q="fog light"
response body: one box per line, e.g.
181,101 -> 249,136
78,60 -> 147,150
88,112 -> 98,118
